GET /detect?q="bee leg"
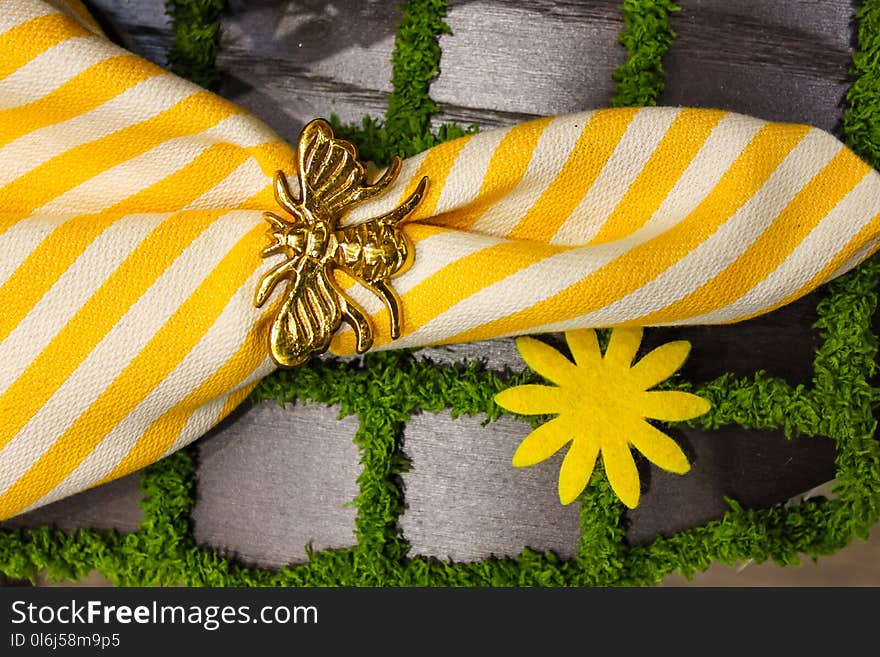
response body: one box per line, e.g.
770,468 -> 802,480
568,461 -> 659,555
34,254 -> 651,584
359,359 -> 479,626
325,274 -> 374,353
363,280 -> 403,339
255,259 -> 299,308
374,175 -> 428,226
273,170 -> 301,216
339,295 -> 373,353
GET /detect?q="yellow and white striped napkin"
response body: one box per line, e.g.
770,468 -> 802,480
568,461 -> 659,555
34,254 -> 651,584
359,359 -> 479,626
1,0 -> 879,520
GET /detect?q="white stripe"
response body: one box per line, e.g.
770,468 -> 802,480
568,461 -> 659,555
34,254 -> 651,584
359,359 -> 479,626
827,238 -> 880,283
0,213 -> 169,398
44,0 -> 101,35
0,35 -> 119,110
0,214 -> 73,287
551,111 -> 759,246
0,72 -> 197,188
431,125 -> 510,217
390,242 -> 606,348
525,128 -> 844,334
675,173 -> 880,325
36,113 -> 269,215
631,112 -> 762,238
0,1 -> 57,37
0,140 -> 271,291
32,264 -> 272,510
471,114 -> 591,237
183,156 -> 272,210
550,107 -> 681,245
0,210 -> 259,497
345,148 -> 432,226
335,229 -> 504,342
398,128 -> 840,345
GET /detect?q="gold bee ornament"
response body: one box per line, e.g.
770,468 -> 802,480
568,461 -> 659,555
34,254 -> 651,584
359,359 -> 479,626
255,119 -> 428,367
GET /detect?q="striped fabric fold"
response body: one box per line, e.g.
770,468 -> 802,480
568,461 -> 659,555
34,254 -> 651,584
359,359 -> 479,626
2,0 -> 879,520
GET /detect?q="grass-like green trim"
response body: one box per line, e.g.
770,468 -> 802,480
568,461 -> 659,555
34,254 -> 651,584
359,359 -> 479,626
3,0 -> 879,587
164,0 -> 228,89
844,1 -> 880,165
330,0 -> 476,166
611,0 -> 681,107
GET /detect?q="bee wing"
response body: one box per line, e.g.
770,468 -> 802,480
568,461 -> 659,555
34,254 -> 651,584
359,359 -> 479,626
268,263 -> 343,367
297,119 -> 402,221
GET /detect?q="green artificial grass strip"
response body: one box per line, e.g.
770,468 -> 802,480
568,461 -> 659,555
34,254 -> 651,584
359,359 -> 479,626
165,0 -> 228,89
611,0 -> 681,107
575,465 -> 628,586
844,1 -> 880,166
3,0 -> 880,588
329,0 -> 476,166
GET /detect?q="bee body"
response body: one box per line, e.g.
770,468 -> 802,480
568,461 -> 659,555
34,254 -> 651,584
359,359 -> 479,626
254,119 -> 428,367
333,220 -> 411,282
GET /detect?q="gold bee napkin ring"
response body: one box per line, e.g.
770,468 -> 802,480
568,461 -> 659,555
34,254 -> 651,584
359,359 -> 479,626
254,119 -> 428,367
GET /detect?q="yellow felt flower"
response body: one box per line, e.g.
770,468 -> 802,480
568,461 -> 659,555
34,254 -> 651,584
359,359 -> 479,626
495,328 -> 711,508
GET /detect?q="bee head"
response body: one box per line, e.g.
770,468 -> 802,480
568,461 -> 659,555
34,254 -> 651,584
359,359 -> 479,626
262,211 -> 307,259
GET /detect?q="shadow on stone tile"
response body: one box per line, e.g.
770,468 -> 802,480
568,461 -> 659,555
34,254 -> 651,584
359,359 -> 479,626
1,472 -> 143,534
661,0 -> 855,133
626,426 -> 837,545
85,0 -> 173,67
216,0 -> 402,142
400,410 -> 580,562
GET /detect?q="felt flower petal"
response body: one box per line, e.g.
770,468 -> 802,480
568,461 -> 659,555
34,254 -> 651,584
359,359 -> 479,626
500,327 -> 706,508
604,326 -> 643,368
514,336 -> 578,385
601,435 -> 641,509
495,384 -> 565,415
626,420 -> 690,474
558,437 -> 600,505
512,416 -> 574,467
639,390 -> 712,422
565,328 -> 601,367
630,340 -> 691,389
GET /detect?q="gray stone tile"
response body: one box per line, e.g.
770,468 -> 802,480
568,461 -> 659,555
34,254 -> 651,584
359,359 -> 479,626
625,426 -> 838,545
192,400 -> 362,568
413,337 -> 525,373
86,0 -> 173,66
400,410 -> 581,562
217,0 -> 401,144
661,0 -> 854,133
431,0 -> 626,129
2,472 -> 143,534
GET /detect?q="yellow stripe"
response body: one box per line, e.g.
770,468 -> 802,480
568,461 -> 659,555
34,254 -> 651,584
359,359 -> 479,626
0,225 -> 265,518
428,118 -> 552,230
337,135 -> 472,297
587,108 -> 726,245
0,148 -> 259,450
218,383 -> 262,424
0,12 -> 90,80
235,141 -> 297,193
444,123 -> 811,344
331,224 -> 576,353
733,211 -> 880,323
403,134 -> 473,222
0,89 -> 235,216
508,108 -> 639,242
0,54 -> 162,149
0,139 -> 262,350
634,146 -> 870,324
100,322 -> 271,484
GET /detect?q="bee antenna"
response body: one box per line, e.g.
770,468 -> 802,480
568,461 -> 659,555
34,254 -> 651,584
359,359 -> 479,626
273,170 -> 301,215
263,211 -> 288,230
